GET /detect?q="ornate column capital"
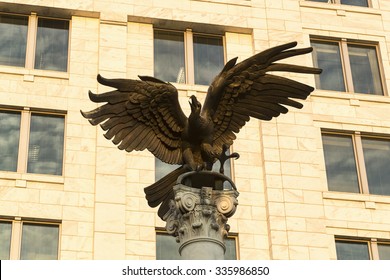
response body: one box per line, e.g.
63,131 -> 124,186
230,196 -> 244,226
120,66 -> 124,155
163,172 -> 239,259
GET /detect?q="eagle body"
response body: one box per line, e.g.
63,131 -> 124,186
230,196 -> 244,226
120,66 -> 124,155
81,41 -> 322,219
183,95 -> 217,171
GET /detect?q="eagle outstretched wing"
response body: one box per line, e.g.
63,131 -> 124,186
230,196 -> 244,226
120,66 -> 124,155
202,41 -> 322,155
81,74 -> 187,165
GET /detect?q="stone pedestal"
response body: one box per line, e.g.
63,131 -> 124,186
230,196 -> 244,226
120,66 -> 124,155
163,171 -> 239,260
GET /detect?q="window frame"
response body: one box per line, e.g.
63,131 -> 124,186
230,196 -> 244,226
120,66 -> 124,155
0,12 -> 71,73
322,131 -> 390,196
0,217 -> 61,260
335,237 -> 390,260
311,37 -> 386,96
153,28 -> 226,86
0,107 -> 66,176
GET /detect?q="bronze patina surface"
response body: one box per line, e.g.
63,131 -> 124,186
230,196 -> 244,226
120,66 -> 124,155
81,41 -> 321,218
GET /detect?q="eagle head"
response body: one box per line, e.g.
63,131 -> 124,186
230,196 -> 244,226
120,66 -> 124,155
189,95 -> 201,115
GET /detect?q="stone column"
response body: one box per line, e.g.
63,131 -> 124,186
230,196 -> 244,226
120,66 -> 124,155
163,171 -> 239,260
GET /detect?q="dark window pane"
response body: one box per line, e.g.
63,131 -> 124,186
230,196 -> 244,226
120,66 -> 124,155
341,0 -> 368,7
322,134 -> 360,193
0,14 -> 28,67
0,111 -> 21,172
156,233 -> 237,260
154,30 -> 185,83
35,18 -> 69,72
0,221 -> 12,260
378,244 -> 390,260
348,45 -> 383,95
20,223 -> 59,260
212,150 -> 233,189
362,138 -> 390,195
311,41 -> 346,92
193,35 -> 224,85
155,158 -> 180,181
336,240 -> 370,260
224,237 -> 237,260
27,114 -> 65,175
156,233 -> 181,260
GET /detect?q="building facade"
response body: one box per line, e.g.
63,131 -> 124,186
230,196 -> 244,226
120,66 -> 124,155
1,0 -> 390,260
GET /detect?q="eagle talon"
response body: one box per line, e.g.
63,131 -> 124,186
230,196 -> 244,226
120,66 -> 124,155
218,144 -> 240,174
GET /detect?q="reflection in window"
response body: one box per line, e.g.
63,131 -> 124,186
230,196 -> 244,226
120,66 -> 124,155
154,29 -> 224,85
20,223 -> 59,260
308,0 -> 368,7
348,45 -> 383,95
27,114 -> 65,175
193,35 -> 224,86
335,240 -> 370,260
154,30 -> 186,83
322,134 -> 360,193
0,111 -> 21,172
362,138 -> 390,196
156,232 -> 237,260
0,221 -> 12,260
378,244 -> 390,260
311,41 -> 345,92
341,0 -> 368,7
35,18 -> 69,72
155,158 -> 179,181
0,14 -> 28,67
311,39 -> 383,95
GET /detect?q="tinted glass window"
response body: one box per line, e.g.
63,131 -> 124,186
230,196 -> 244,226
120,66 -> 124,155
341,0 -> 368,7
27,114 -> 65,175
0,14 -> 28,67
362,138 -> 390,195
154,30 -> 185,83
193,35 -> 224,86
311,41 -> 346,92
322,134 -> 360,193
378,244 -> 390,260
35,18 -> 69,71
336,240 -> 370,260
20,223 -> 59,260
0,221 -> 12,260
0,111 -> 21,172
348,45 -> 383,95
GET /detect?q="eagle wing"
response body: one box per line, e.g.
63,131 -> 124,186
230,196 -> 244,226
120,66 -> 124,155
202,41 -> 322,154
81,74 -> 187,164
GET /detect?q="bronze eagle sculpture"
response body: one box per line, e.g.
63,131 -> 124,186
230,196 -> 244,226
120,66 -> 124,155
81,41 -> 321,219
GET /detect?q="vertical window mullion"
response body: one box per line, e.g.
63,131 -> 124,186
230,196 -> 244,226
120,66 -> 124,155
371,239 -> 380,260
185,29 -> 195,85
9,218 -> 22,260
354,132 -> 370,194
25,13 -> 37,69
222,34 -> 227,64
340,40 -> 355,93
17,109 -> 31,173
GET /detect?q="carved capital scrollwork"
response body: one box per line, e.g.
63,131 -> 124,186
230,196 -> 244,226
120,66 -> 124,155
163,181 -> 239,259
176,192 -> 199,213
214,192 -> 238,217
